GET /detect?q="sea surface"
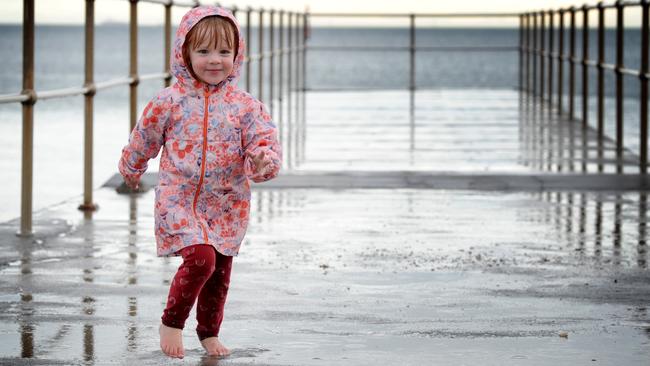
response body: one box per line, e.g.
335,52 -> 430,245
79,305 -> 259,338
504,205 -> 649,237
0,25 -> 647,222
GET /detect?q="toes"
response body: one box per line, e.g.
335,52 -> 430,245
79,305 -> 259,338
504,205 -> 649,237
161,344 -> 184,359
162,345 -> 173,357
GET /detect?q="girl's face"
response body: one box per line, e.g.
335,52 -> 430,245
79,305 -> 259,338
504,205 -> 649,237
189,39 -> 235,86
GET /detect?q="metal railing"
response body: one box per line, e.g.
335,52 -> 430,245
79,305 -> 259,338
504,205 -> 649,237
306,12 -> 520,154
521,0 -> 649,174
307,12 -> 520,91
5,1 -> 649,236
0,0 -> 307,236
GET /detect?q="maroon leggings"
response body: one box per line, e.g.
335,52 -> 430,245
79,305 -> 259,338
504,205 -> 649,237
161,244 -> 233,340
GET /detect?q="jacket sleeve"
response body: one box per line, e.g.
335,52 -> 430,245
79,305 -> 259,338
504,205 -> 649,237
241,101 -> 282,183
118,93 -> 171,187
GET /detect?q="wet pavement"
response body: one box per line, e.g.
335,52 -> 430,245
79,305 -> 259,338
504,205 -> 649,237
1,90 -> 649,365
1,187 -> 649,365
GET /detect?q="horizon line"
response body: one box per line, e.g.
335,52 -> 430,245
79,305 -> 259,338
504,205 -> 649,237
0,22 -> 644,29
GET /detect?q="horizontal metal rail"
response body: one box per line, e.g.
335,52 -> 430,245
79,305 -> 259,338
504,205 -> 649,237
37,86 -> 87,100
0,93 -> 29,103
0,53 -> 305,106
309,12 -> 520,18
95,76 -> 136,91
308,45 -> 519,52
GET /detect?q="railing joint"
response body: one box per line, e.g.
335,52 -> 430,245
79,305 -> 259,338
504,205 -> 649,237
83,83 -> 97,97
129,75 -> 140,87
21,89 -> 37,106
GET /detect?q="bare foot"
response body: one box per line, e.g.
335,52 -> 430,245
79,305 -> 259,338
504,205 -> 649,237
159,324 -> 184,358
200,337 -> 231,357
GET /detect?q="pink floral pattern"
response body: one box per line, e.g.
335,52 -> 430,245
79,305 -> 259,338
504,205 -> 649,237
119,6 -> 281,257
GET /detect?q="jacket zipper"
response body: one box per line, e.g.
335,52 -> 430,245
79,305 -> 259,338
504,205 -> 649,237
192,91 -> 210,244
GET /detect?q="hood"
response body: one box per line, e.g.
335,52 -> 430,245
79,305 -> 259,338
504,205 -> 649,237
171,6 -> 245,93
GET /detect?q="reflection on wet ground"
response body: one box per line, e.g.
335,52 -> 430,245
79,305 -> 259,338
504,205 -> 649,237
0,186 -> 648,365
247,189 -> 648,272
296,90 -> 644,174
518,92 -> 643,174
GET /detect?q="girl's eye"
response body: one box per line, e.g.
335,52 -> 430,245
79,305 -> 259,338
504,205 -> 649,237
220,50 -> 232,55
196,49 -> 208,55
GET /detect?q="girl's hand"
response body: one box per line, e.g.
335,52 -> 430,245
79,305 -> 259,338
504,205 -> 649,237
246,150 -> 272,175
125,178 -> 140,190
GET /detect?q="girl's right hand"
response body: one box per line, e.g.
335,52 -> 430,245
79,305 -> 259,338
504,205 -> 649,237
125,178 -> 140,190
246,150 -> 272,176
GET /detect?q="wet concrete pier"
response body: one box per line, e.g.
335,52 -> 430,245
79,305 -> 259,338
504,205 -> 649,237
1,90 -> 649,365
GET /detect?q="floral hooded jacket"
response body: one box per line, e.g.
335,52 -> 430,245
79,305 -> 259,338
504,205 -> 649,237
118,6 -> 281,257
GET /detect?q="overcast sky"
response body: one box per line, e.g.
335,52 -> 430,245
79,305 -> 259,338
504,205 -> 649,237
0,0 -> 640,27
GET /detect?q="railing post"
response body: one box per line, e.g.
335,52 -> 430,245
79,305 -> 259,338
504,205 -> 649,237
164,2 -> 172,87
597,1 -> 605,172
129,0 -> 139,132
615,0 -> 624,173
546,10 -> 555,106
582,5 -> 589,129
569,6 -> 576,120
567,7 -> 577,172
533,12 -> 538,96
294,12 -> 300,166
278,10 -> 284,146
558,9 -> 564,113
548,10 -> 554,107
409,14 -> 416,91
269,9 -> 275,116
581,5 -> 589,172
546,9 -> 555,171
287,12 -> 293,169
301,10 -> 308,163
519,14 -> 523,91
539,11 -> 546,101
303,11 -> 308,94
640,0 -> 649,174
526,13 -> 531,93
79,0 -> 97,212
19,0 -> 35,236
258,8 -> 264,102
246,7 -> 252,92
556,9 -> 565,172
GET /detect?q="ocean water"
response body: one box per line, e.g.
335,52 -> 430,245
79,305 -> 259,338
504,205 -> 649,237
0,25 -> 647,222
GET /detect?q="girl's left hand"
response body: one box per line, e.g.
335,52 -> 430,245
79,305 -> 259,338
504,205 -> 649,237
247,150 -> 272,175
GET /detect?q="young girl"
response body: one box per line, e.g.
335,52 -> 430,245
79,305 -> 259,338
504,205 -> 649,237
118,6 -> 281,359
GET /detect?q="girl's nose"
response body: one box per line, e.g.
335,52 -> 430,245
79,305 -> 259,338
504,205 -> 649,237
209,53 -> 221,63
